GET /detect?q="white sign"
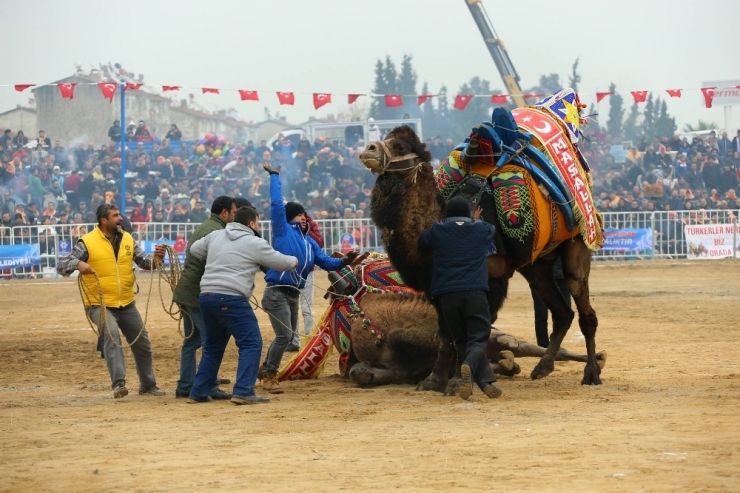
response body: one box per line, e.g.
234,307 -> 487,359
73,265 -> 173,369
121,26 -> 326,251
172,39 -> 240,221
684,223 -> 739,260
701,80 -> 740,106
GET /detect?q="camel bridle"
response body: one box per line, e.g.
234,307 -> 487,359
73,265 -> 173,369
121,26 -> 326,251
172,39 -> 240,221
375,138 -> 425,182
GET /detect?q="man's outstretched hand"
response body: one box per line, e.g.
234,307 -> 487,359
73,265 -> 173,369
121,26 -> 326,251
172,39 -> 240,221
341,251 -> 359,266
263,163 -> 281,175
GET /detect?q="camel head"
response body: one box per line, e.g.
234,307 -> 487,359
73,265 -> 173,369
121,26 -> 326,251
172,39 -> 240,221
359,125 -> 432,176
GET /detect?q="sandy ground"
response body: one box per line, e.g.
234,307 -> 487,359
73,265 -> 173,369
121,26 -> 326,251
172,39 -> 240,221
1,260 -> 739,492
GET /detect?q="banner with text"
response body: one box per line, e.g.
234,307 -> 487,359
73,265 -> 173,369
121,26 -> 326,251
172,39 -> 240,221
602,228 -> 653,251
684,223 -> 739,260
0,244 -> 42,267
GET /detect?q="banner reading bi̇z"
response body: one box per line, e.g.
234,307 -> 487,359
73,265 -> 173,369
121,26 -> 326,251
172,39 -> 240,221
684,223 -> 739,260
0,244 -> 42,267
601,228 -> 653,251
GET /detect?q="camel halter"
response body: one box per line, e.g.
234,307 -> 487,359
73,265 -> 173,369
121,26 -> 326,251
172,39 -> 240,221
376,139 -> 423,181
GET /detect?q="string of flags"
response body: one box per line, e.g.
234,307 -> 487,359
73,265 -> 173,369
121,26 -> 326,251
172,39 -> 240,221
6,82 -> 738,109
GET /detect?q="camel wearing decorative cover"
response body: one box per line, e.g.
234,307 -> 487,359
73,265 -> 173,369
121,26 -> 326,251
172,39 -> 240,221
359,124 -> 603,392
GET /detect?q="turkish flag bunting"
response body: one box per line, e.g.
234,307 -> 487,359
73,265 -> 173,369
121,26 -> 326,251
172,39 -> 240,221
523,93 -> 542,100
596,92 -> 613,103
202,88 -> 220,94
14,84 -> 35,92
347,94 -> 362,104
666,89 -> 682,98
97,82 -> 117,102
162,85 -> 180,92
313,93 -> 332,110
238,90 -> 259,101
630,91 -> 649,103
276,92 -> 295,105
736,85 -> 740,90
417,94 -> 433,106
453,94 -> 473,110
700,87 -> 716,108
384,94 -> 403,107
491,94 -> 508,104
58,83 -> 76,100
125,83 -> 142,90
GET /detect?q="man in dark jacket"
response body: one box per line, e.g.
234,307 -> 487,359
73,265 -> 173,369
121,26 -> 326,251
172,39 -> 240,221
419,196 -> 501,400
172,195 -> 237,399
259,163 -> 356,394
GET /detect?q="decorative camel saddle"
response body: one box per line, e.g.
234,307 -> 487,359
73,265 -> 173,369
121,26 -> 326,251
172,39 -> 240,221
435,88 -> 604,261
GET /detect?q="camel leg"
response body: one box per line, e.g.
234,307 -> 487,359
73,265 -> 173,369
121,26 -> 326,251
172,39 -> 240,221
349,362 -> 413,386
518,257 -> 576,381
561,238 -> 601,385
488,330 -> 606,366
491,350 -> 521,377
416,301 -> 454,393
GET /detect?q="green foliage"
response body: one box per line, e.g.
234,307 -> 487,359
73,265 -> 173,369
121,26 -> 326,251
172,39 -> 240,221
397,54 -> 419,118
369,56 -> 401,120
655,99 -> 677,138
606,83 -> 624,139
683,120 -> 719,132
524,74 -> 562,98
622,102 -> 640,142
568,57 -> 581,93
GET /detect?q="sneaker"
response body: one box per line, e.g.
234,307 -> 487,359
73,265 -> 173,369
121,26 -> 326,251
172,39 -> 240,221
139,386 -> 166,396
209,389 -> 233,400
175,389 -> 190,398
113,384 -> 128,399
187,396 -> 211,404
231,394 -> 270,405
459,364 -> 473,401
262,371 -> 284,394
285,344 -> 300,352
480,383 -> 503,399
217,376 -> 231,385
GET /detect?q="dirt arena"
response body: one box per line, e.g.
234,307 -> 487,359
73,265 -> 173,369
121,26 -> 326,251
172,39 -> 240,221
1,260 -> 739,492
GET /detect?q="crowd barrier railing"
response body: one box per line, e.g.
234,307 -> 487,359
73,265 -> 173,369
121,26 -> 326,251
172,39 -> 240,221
1,210 -> 737,279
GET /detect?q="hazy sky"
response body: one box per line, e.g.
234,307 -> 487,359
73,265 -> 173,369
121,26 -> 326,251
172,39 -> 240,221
2,0 -> 739,133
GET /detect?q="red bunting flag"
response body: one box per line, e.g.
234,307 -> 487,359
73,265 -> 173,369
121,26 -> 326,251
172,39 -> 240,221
238,90 -> 259,101
453,94 -> 473,110
202,88 -> 220,94
523,93 -> 542,100
666,89 -> 682,98
417,94 -> 433,106
596,92 -> 613,103
736,85 -> 740,90
313,93 -> 332,110
276,91 -> 295,105
491,94 -> 508,104
14,84 -> 35,92
384,94 -> 403,107
630,91 -> 649,103
125,83 -> 142,90
97,82 -> 117,102
348,94 -> 362,104
162,85 -> 180,92
58,83 -> 76,100
700,87 -> 716,108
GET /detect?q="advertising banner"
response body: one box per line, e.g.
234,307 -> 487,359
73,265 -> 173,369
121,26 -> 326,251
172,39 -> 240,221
0,244 -> 42,267
602,228 -> 653,251
684,223 -> 739,260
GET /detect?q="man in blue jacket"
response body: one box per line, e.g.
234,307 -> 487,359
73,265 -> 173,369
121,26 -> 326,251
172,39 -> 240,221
260,163 -> 357,394
419,196 -> 502,400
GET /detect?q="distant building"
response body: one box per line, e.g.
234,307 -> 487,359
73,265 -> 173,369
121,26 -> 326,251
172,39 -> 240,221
0,106 -> 37,137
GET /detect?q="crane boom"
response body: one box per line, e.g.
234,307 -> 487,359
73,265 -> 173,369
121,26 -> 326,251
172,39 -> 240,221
465,0 -> 526,107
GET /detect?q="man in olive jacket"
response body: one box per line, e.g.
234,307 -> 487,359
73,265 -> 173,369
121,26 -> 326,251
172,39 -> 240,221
173,195 -> 238,398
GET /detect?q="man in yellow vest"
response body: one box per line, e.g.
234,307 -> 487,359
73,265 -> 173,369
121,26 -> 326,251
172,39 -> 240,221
57,204 -> 166,399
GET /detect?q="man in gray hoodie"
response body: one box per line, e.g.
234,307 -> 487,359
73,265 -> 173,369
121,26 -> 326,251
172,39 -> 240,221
188,206 -> 298,405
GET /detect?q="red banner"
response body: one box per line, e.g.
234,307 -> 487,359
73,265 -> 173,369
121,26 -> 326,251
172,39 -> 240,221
14,84 -> 35,92
453,94 -> 473,110
418,94 -> 433,106
58,83 -> 76,100
124,83 -> 142,91
700,87 -> 716,108
631,91 -> 649,103
202,88 -> 220,94
97,82 -> 117,102
347,94 -> 362,104
313,93 -> 332,110
238,90 -> 259,101
276,91 -> 295,105
491,94 -> 508,104
384,94 -> 403,107
595,91 -> 612,103
666,89 -> 682,98
162,85 -> 180,92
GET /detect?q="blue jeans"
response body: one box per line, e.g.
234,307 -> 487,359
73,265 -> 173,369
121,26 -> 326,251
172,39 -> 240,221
176,305 -> 213,394
262,287 -> 300,372
191,293 -> 262,399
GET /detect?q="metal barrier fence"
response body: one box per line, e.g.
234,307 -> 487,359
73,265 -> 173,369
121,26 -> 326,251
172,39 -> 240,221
1,210 -> 737,279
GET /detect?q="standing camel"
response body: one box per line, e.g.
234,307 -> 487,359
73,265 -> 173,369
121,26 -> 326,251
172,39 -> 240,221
359,124 -> 603,394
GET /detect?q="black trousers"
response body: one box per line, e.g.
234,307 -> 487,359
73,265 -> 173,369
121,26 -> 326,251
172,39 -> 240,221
437,290 -> 495,386
531,259 -> 571,348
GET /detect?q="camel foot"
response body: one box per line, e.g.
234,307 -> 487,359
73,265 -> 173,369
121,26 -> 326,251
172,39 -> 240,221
530,356 -> 555,380
415,373 -> 446,393
596,350 -> 607,370
348,364 -> 375,386
581,364 -> 602,385
494,350 -> 521,377
444,377 -> 462,397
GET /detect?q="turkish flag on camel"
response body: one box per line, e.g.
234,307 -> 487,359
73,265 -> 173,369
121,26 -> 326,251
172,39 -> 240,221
58,83 -> 76,100
277,92 -> 295,105
453,94 -> 473,110
238,90 -> 259,101
313,93 -> 332,110
384,94 -> 403,107
700,87 -> 716,108
98,82 -> 117,102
